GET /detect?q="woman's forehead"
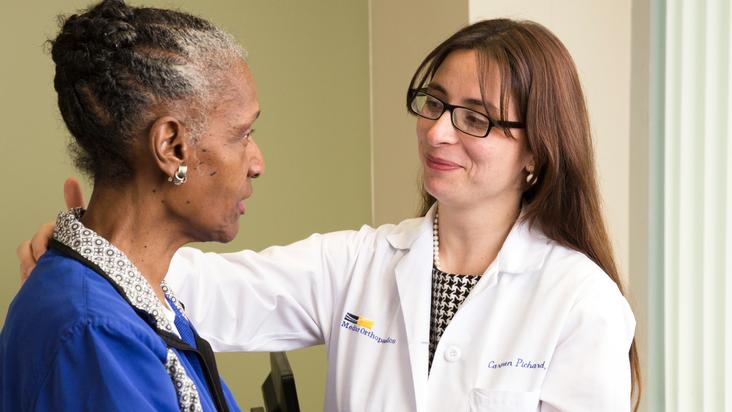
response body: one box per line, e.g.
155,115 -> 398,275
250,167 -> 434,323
430,50 -> 503,110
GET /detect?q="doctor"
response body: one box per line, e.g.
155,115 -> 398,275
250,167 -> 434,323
20,19 -> 639,412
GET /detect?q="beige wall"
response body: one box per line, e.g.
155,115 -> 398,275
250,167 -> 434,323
370,1 -> 469,225
0,1 -> 371,410
629,0 -> 651,410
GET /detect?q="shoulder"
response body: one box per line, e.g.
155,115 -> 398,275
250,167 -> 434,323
310,217 -> 427,263
269,216 -> 424,251
173,217 -> 422,266
5,249 -> 153,336
282,219 -> 417,251
540,240 -> 624,302
500,221 -> 634,329
535,241 -> 635,339
1,250 -> 167,406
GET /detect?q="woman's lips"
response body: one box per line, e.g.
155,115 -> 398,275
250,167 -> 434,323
239,187 -> 253,215
426,155 -> 461,171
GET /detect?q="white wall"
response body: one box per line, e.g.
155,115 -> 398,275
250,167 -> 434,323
469,0 -> 633,282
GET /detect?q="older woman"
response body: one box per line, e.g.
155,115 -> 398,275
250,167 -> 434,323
18,18 -> 639,412
1,1 -> 262,411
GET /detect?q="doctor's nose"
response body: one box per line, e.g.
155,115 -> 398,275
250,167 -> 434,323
424,111 -> 460,146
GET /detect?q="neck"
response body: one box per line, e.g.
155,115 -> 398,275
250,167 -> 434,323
434,196 -> 522,275
81,181 -> 189,304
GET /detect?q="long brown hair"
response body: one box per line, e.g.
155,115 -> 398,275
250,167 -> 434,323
408,19 -> 641,410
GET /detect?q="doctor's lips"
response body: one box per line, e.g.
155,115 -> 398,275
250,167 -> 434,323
425,154 -> 461,171
344,312 -> 374,330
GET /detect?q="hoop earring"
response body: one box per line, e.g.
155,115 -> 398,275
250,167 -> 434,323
526,172 -> 534,184
168,164 -> 188,186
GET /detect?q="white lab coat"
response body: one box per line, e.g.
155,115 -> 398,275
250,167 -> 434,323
167,206 -> 635,412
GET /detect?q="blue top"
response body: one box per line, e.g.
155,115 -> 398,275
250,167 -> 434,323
0,248 -> 240,412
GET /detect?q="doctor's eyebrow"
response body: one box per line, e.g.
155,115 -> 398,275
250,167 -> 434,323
426,82 -> 499,113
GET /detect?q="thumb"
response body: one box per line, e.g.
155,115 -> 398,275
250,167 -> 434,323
63,177 -> 86,209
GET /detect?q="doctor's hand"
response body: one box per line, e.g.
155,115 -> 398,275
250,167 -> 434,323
17,177 -> 86,283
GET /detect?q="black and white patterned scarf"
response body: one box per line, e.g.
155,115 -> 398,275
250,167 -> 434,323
53,208 -> 203,412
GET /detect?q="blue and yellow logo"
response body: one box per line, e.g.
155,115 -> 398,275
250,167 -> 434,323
344,312 -> 374,330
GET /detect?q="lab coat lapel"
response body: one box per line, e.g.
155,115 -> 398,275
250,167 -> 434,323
391,214 -> 434,412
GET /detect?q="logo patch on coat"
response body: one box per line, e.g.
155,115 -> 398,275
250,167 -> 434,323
344,312 -> 375,329
341,312 -> 396,344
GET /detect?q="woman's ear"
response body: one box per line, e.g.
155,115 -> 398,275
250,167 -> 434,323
523,154 -> 537,186
149,116 -> 190,180
524,153 -> 536,173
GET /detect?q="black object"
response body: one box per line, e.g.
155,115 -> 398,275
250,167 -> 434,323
260,352 -> 300,412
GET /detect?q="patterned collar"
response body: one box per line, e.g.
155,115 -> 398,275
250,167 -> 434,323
52,208 -> 185,334
52,208 -> 205,412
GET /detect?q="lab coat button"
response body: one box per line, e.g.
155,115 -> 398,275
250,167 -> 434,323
444,345 -> 461,362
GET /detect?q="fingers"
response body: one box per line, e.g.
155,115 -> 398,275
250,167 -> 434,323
19,176 -> 84,284
18,177 -> 83,284
16,240 -> 34,283
30,222 -> 54,262
64,177 -> 85,209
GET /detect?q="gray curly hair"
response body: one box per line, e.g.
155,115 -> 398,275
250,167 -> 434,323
50,0 -> 246,181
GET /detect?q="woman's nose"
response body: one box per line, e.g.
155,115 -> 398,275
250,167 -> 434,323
425,111 -> 459,146
247,139 -> 265,178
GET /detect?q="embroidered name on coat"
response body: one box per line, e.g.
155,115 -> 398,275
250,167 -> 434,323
488,358 -> 547,370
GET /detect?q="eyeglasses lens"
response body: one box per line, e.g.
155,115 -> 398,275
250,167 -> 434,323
454,109 -> 490,136
411,93 -> 443,119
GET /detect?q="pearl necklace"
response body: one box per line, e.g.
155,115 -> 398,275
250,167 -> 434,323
433,211 -> 442,271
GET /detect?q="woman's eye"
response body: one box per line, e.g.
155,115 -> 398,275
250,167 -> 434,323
241,129 -> 255,140
421,98 -> 443,116
465,114 -> 488,128
425,98 -> 442,110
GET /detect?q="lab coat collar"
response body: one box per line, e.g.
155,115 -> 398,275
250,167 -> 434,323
392,213 -> 433,412
386,204 -> 552,275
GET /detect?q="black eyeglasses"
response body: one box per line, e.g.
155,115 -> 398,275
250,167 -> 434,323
408,89 -> 525,137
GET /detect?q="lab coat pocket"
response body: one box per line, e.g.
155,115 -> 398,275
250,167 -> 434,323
467,389 -> 540,412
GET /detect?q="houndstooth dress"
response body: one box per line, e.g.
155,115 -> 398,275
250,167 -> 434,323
428,265 -> 480,371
